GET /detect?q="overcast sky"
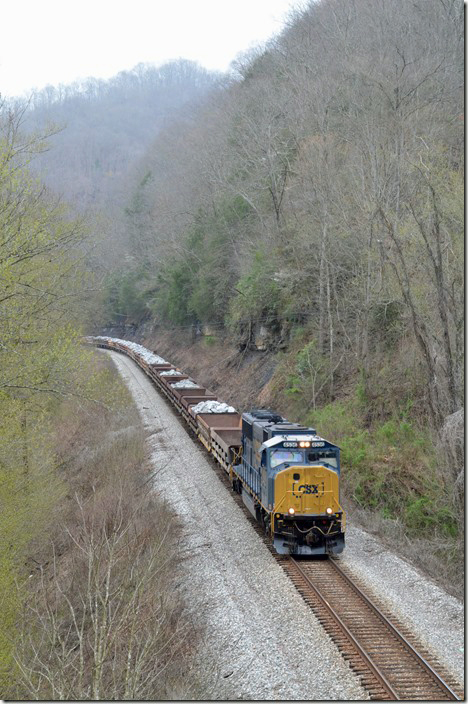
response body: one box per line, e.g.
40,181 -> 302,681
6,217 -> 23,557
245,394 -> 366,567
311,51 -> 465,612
1,0 -> 304,98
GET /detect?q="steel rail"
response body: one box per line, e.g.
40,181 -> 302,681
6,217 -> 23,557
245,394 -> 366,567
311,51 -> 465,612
289,558 -> 399,699
290,557 -> 461,701
328,559 -> 460,701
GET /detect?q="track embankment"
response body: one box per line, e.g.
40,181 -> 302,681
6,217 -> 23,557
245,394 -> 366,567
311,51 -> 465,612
104,348 -> 464,700
104,349 -> 367,700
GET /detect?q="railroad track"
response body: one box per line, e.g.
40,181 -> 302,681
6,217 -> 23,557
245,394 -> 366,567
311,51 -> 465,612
280,557 -> 463,701
98,343 -> 463,701
204,447 -> 463,700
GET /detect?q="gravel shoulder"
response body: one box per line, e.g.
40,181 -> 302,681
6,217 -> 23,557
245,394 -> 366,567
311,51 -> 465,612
105,349 -> 464,699
341,526 -> 464,685
106,350 -> 367,701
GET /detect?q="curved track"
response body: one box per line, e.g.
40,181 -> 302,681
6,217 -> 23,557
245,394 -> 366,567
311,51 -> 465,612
92,339 -> 464,701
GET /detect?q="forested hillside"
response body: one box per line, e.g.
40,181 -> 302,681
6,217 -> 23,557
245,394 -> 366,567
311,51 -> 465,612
0,64 -> 214,695
24,60 -> 221,212
97,0 -> 463,581
108,1 -> 463,403
105,0 -> 463,423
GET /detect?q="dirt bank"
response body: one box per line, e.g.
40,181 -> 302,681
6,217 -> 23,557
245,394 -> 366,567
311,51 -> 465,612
140,327 -> 281,411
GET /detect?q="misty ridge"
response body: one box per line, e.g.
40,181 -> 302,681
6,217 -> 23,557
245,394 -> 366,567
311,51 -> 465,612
20,59 -> 224,209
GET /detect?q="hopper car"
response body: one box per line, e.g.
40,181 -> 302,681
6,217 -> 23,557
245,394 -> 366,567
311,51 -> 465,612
88,335 -> 345,556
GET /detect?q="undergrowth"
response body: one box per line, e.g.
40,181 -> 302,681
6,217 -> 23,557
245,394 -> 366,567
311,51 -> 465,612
306,397 -> 463,597
6,352 -> 205,700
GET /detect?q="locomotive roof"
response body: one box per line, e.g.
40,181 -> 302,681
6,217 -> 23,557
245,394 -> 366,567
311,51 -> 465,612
261,435 -> 339,450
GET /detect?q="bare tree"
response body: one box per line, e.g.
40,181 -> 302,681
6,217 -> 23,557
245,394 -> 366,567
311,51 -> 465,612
16,491 -> 193,700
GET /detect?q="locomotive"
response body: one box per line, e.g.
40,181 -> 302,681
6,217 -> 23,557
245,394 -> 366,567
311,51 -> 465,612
234,410 -> 345,556
88,336 -> 345,556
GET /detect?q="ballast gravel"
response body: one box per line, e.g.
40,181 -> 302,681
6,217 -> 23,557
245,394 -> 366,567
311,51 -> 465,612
93,335 -> 167,365
105,349 -> 464,699
106,350 -> 367,701
191,400 -> 237,414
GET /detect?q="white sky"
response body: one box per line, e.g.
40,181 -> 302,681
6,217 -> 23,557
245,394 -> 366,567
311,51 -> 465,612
1,0 -> 304,98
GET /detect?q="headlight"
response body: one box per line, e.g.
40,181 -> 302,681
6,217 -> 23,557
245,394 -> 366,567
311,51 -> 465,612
288,507 -> 295,515
326,507 -> 333,515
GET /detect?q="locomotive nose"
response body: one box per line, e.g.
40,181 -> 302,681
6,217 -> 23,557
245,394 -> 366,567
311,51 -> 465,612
274,464 -> 343,517
272,464 -> 345,556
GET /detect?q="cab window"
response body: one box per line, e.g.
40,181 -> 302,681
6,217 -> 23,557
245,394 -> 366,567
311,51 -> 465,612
307,450 -> 338,469
270,449 -> 303,468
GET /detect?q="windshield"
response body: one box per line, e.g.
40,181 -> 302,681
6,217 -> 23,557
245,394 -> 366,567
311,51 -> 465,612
307,450 -> 338,469
270,449 -> 303,468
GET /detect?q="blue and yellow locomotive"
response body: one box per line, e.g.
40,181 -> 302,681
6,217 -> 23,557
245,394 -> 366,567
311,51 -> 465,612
88,337 -> 345,557
232,410 -> 345,556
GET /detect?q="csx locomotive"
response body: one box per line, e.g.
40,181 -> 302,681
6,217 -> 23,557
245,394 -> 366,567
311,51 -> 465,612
88,336 -> 345,556
234,410 -> 345,556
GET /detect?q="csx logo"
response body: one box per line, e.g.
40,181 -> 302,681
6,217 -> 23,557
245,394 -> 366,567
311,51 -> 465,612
299,484 -> 318,494
292,482 -> 325,498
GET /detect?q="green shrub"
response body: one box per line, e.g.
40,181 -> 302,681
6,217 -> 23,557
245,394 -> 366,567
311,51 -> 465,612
299,389 -> 457,543
227,247 -> 282,326
150,260 -> 195,325
103,268 -> 153,323
306,398 -> 363,444
405,496 -> 458,537
341,430 -> 370,469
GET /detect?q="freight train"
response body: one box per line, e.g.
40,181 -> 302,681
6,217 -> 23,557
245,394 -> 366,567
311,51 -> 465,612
88,336 -> 345,556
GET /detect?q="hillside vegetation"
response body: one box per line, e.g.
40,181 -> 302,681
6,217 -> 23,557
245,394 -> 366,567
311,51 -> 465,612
7,353 -> 202,700
0,103 -> 89,691
96,0 -> 463,586
0,103 -> 202,696
104,0 -> 463,429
